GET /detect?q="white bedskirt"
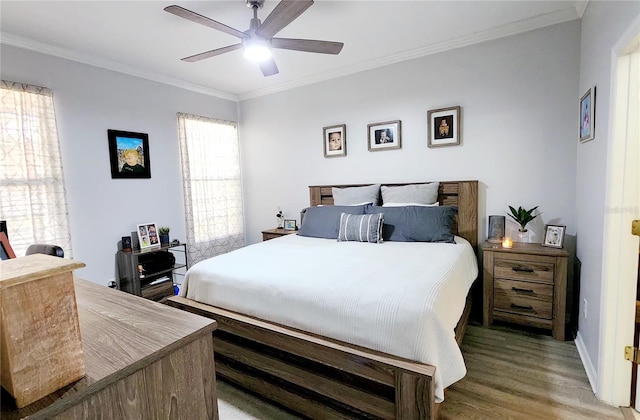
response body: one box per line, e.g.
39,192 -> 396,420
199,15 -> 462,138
181,234 -> 478,401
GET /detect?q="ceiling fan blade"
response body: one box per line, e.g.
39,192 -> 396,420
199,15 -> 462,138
258,57 -> 279,77
271,38 -> 343,55
164,5 -> 247,39
255,0 -> 314,39
182,44 -> 242,62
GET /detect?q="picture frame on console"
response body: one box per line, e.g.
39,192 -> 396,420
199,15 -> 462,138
284,219 -> 297,230
323,124 -> 346,158
427,106 -> 461,148
367,120 -> 401,151
137,222 -> 160,250
542,224 -> 566,248
108,129 -> 151,179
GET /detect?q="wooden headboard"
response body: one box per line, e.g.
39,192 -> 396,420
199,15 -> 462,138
308,180 -> 478,251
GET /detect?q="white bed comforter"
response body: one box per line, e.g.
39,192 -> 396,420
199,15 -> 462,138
180,234 -> 478,402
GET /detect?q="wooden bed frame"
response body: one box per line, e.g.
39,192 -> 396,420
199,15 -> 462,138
167,180 -> 478,419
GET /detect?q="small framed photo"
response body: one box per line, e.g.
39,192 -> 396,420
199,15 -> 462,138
487,215 -> 506,244
108,129 -> 151,179
368,120 -> 401,151
542,224 -> 566,248
284,219 -> 297,230
428,106 -> 461,148
323,124 -> 346,158
137,222 -> 161,250
579,86 -> 595,143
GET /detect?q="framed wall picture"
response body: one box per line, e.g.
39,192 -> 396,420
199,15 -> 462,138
108,129 -> 151,179
367,120 -> 401,151
579,86 -> 595,143
137,222 -> 160,250
323,124 -> 346,158
542,224 -> 566,248
284,219 -> 297,230
427,106 -> 461,148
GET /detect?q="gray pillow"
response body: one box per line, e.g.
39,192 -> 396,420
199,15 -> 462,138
337,213 -> 383,243
298,205 -> 369,239
380,182 -> 439,205
332,184 -> 380,205
366,205 -> 456,243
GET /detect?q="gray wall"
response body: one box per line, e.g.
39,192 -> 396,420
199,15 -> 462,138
0,45 -> 238,283
239,21 -> 581,249
576,0 -> 640,387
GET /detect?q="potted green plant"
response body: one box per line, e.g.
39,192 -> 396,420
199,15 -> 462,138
158,226 -> 170,246
507,206 -> 539,242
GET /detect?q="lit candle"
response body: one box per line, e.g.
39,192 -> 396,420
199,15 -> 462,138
502,237 -> 513,248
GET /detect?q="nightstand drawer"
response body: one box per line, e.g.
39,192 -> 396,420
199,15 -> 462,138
494,279 -> 553,319
494,258 -> 554,283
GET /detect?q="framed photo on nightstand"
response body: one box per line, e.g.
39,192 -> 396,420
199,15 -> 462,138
542,224 -> 566,248
284,219 -> 297,230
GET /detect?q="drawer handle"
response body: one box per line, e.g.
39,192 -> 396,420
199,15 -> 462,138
512,287 -> 535,295
512,266 -> 534,273
511,303 -> 535,313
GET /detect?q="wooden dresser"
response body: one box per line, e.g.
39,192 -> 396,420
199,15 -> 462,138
1,278 -> 218,419
482,241 -> 569,340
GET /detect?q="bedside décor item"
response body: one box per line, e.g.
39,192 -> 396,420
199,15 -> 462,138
0,254 -> 86,407
323,124 -> 346,158
159,226 -> 171,246
579,86 -> 595,143
137,222 -> 160,250
507,205 -> 540,243
542,224 -> 566,248
276,208 -> 284,229
108,130 -> 151,179
171,239 -> 181,246
367,120 -> 401,151
487,215 -> 506,243
121,236 -> 132,252
501,237 -> 513,248
427,106 -> 461,148
284,219 -> 297,231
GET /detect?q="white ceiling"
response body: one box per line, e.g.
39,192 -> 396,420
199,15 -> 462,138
1,1 -> 584,101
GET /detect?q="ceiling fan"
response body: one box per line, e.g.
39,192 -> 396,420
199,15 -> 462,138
164,0 -> 344,77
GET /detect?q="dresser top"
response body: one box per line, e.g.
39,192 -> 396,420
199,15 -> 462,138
481,241 -> 569,257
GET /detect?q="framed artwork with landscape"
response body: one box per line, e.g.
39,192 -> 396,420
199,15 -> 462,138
579,86 -> 595,143
108,129 -> 151,179
428,106 -> 461,148
323,124 -> 346,157
367,120 -> 401,151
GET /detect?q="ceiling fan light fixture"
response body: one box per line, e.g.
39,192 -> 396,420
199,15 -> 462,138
243,39 -> 272,62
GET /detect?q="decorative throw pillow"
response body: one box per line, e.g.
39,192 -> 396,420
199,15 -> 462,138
332,184 -> 380,205
366,205 -> 457,243
298,205 -> 369,239
380,182 -> 439,205
337,213 -> 383,243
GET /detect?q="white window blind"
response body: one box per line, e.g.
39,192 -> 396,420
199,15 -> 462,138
177,112 -> 244,265
0,80 -> 72,257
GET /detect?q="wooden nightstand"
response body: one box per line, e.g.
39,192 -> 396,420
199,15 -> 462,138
261,228 -> 297,241
482,241 -> 569,340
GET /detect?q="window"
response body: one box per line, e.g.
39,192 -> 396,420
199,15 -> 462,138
0,80 -> 72,257
177,113 -> 244,264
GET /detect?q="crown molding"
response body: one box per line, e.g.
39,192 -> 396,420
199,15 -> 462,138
0,32 -> 240,102
239,7 -> 580,100
574,1 -> 589,18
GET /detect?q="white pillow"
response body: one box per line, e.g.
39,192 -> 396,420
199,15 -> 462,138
382,202 -> 439,207
332,184 -> 380,205
381,182 -> 439,205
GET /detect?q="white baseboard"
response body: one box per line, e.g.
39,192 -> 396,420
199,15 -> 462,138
575,331 -> 597,393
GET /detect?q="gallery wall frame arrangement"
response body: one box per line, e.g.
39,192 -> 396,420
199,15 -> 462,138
323,124 -> 346,158
137,222 -> 160,250
427,106 -> 461,148
579,86 -> 595,143
108,129 -> 151,179
542,224 -> 566,248
367,120 -> 401,151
